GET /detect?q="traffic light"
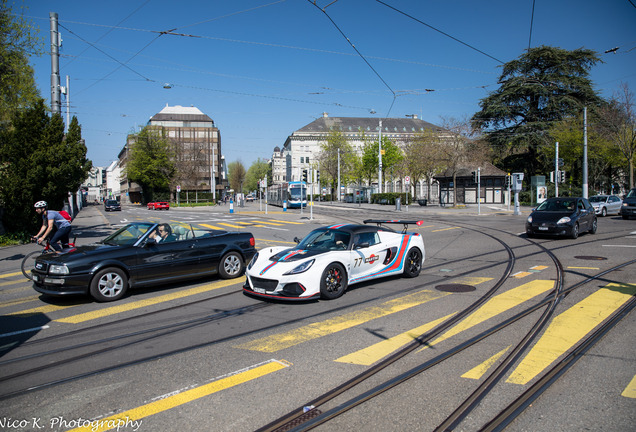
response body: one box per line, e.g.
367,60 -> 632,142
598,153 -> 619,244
559,170 -> 566,183
471,171 -> 477,183
316,170 -> 320,182
302,169 -> 308,182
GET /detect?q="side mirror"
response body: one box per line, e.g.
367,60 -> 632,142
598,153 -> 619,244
293,237 -> 300,244
145,238 -> 157,247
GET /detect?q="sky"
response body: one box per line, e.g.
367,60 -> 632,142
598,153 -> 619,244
19,0 -> 636,169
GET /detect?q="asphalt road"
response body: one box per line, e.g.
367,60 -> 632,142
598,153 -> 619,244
0,202 -> 634,432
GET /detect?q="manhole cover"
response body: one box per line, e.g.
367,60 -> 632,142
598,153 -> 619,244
435,284 -> 476,293
574,256 -> 607,261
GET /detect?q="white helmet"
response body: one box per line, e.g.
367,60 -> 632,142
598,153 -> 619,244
34,201 -> 48,209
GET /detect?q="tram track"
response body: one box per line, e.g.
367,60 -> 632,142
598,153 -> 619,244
255,215 -> 634,432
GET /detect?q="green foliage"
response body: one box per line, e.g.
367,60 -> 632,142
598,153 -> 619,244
244,158 -> 271,192
318,129 -> 357,199
228,160 -> 246,193
370,193 -> 408,205
0,100 -> 90,232
472,46 -> 603,180
0,0 -> 42,123
126,126 -> 176,202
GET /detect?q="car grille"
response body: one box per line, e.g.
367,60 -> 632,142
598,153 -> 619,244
34,261 -> 48,273
250,277 -> 278,291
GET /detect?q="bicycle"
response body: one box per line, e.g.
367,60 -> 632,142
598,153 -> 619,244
21,236 -> 77,281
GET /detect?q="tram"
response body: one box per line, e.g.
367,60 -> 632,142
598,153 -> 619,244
267,181 -> 307,208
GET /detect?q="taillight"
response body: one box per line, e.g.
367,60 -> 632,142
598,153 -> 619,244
250,237 -> 255,247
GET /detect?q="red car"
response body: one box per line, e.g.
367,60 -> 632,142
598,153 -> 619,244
147,201 -> 170,210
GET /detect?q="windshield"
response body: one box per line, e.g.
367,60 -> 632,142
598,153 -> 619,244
535,199 -> 576,212
106,200 -> 119,205
627,189 -> 636,198
102,223 -> 154,246
588,196 -> 605,203
297,228 -> 351,251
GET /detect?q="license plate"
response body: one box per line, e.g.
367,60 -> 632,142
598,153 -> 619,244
253,287 -> 266,294
538,227 -> 548,231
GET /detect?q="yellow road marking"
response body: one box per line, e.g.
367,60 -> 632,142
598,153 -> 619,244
507,282 -> 636,385
462,346 -> 512,379
454,277 -> 494,285
432,227 -> 461,232
335,278 -> 491,365
530,265 -> 548,271
0,279 -> 23,287
255,238 -> 297,244
66,360 -> 290,432
265,219 -> 304,225
622,374 -> 636,398
512,271 -> 532,278
0,271 -> 22,279
199,223 -> 224,230
336,313 -> 455,365
250,220 -> 285,226
54,279 -> 240,324
0,295 -> 43,309
422,280 -> 555,351
217,222 -> 246,229
567,266 -> 600,270
234,290 -> 450,353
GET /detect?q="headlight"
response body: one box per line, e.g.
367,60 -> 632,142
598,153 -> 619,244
284,259 -> 315,275
556,217 -> 571,225
49,264 -> 69,275
527,216 -> 533,223
247,252 -> 259,270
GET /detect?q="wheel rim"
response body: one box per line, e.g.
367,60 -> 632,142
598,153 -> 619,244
573,224 -> 579,238
98,272 -> 124,298
224,255 -> 241,276
324,266 -> 343,293
602,208 -> 607,217
407,250 -> 421,274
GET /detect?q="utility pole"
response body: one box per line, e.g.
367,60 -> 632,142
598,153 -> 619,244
378,120 -> 383,194
555,142 -> 559,198
583,107 -> 588,199
50,12 -> 61,115
337,148 -> 341,202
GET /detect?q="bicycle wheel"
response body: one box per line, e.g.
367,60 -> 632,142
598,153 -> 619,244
21,250 -> 42,280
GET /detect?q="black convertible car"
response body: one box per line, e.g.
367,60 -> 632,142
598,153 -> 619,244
29,222 -> 256,302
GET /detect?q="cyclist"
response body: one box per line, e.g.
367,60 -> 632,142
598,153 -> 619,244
33,201 -> 72,252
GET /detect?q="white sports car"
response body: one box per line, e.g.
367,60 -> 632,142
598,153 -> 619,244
243,220 -> 425,300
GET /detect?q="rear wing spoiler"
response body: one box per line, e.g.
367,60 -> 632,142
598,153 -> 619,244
363,219 -> 423,233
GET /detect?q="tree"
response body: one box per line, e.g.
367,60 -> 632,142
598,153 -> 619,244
361,136 -> 403,192
403,129 -> 446,200
472,46 -> 603,180
0,100 -> 90,232
126,126 -> 175,203
244,158 -> 271,194
596,83 -> 636,189
318,129 -> 355,200
228,160 -> 246,194
0,0 -> 42,124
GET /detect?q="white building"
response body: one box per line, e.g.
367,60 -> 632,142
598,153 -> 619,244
278,113 -> 446,194
105,160 -> 121,200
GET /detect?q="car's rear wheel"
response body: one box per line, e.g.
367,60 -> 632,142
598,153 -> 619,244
90,267 -> 127,302
403,247 -> 422,278
320,263 -> 347,300
219,251 -> 244,278
589,218 -> 597,234
570,223 -> 579,239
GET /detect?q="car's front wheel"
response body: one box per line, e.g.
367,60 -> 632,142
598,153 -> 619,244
219,251 -> 244,278
90,267 -> 127,302
320,263 -> 347,300
570,223 -> 579,239
601,207 -> 607,217
403,247 -> 422,278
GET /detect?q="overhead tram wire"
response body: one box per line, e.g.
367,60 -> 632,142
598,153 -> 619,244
308,0 -> 397,117
374,0 -> 505,65
528,0 -> 536,51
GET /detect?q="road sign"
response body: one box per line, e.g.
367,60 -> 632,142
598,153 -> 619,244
177,185 -> 181,192
405,176 -> 410,184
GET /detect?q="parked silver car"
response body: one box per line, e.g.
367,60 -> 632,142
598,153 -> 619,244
589,195 -> 622,217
